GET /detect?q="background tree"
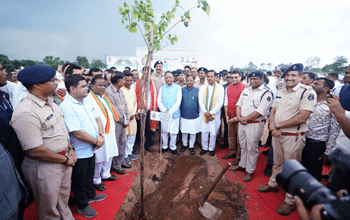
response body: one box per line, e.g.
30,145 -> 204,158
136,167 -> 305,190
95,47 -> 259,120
42,56 -> 61,69
76,56 -> 90,68
305,56 -> 321,70
277,63 -> 289,70
321,55 -> 348,74
118,0 -> 210,218
91,59 -> 107,69
21,59 -> 38,67
267,63 -> 273,70
0,54 -> 11,68
260,63 -> 265,71
244,61 -> 258,73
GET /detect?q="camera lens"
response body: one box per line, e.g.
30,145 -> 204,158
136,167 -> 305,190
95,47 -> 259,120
277,160 -> 337,210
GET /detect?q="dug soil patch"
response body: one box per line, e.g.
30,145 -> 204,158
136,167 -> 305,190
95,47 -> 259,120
125,154 -> 248,220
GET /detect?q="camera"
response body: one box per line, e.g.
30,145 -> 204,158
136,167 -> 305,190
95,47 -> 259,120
276,148 -> 350,220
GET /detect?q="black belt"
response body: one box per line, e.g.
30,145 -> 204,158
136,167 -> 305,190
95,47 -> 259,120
306,138 -> 325,143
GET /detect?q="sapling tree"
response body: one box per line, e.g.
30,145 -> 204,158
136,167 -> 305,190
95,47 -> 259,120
118,1 -> 210,218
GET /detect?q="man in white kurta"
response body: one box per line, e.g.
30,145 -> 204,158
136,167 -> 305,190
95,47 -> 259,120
86,76 -> 119,189
158,72 -> 182,155
121,72 -> 138,164
198,70 -> 225,156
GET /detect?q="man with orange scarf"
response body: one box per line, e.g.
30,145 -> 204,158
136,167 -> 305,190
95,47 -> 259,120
134,66 -> 158,152
86,76 -> 119,191
198,70 -> 224,156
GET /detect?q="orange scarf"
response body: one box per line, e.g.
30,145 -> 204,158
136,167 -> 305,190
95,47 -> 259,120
91,91 -> 119,133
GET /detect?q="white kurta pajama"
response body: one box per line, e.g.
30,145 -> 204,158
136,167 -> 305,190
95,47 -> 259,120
158,85 -> 182,150
86,93 -> 118,185
198,83 -> 225,151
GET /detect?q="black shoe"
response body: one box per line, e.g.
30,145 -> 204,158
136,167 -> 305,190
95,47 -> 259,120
121,163 -> 132,169
219,144 -> 228,149
264,165 -> 272,177
200,150 -> 208,155
321,174 -> 329,180
171,149 -> 179,155
180,145 -> 187,152
262,150 -> 269,155
209,151 -> 215,156
190,148 -> 195,155
160,148 -> 168,153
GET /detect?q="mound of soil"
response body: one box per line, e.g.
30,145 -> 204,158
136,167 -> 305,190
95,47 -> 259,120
127,155 -> 248,220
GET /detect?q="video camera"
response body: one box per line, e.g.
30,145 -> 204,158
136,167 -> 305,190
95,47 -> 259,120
276,148 -> 350,220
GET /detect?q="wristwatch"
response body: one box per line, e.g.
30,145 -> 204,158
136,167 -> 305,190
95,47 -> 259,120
274,123 -> 278,129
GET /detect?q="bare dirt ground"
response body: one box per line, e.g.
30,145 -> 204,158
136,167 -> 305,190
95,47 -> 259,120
115,133 -> 248,220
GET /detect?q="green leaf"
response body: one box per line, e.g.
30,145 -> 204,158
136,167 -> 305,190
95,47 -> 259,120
206,5 -> 210,15
184,11 -> 190,19
118,6 -> 122,13
184,21 -> 189,27
124,2 -> 128,7
174,36 -> 178,42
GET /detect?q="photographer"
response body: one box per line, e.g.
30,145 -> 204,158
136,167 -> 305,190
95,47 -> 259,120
326,93 -> 350,193
294,190 -> 347,220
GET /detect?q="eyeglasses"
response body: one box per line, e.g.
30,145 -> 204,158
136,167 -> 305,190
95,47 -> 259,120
227,76 -> 239,79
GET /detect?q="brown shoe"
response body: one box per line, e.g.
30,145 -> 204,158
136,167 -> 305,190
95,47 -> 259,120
243,173 -> 254,182
231,158 -> 240,165
257,184 -> 278,193
229,166 -> 245,172
222,153 -> 236,159
276,201 -> 296,216
113,168 -> 126,175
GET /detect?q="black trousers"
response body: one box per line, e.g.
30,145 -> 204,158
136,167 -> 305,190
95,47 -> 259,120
144,111 -> 155,149
71,155 -> 96,209
301,139 -> 326,181
219,107 -> 228,146
266,145 -> 274,166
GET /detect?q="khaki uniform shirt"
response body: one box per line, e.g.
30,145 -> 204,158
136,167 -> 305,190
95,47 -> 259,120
177,82 -> 186,88
10,93 -> 69,152
272,83 -> 316,133
194,80 -> 206,90
105,84 -> 130,123
150,73 -> 165,93
236,84 -> 273,121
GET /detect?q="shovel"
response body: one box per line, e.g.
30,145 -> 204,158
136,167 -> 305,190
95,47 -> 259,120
199,162 -> 232,220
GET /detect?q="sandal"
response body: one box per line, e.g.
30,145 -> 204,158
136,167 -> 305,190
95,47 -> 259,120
180,146 -> 187,153
190,148 -> 195,155
93,183 -> 106,191
102,174 -> 118,181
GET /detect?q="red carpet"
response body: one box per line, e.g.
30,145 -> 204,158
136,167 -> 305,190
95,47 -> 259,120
215,146 -> 330,220
24,171 -> 137,220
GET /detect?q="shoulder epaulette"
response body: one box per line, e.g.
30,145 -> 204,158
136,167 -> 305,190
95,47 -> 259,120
22,99 -> 32,113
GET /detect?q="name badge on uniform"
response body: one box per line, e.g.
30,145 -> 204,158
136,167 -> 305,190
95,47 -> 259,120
46,114 -> 53,120
243,93 -> 248,96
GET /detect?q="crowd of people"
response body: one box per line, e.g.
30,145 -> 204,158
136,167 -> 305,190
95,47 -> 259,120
1,60 -> 350,219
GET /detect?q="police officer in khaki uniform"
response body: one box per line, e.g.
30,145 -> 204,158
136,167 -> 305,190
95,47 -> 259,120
257,63 -> 317,216
150,61 -> 166,93
10,65 -> 77,220
229,70 -> 272,182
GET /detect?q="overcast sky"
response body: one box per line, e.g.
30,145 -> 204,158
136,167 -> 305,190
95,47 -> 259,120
1,0 -> 350,70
